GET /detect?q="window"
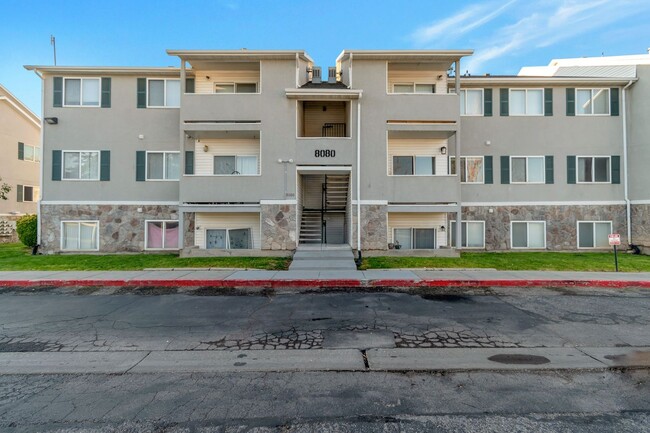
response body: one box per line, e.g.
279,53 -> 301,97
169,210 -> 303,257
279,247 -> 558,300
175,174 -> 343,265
450,221 -> 485,248
146,221 -> 179,250
393,228 -> 436,249
61,221 -> 99,251
62,151 -> 100,180
576,89 -> 609,115
147,79 -> 180,107
509,89 -> 543,115
511,221 -> 546,249
510,156 -> 545,183
213,155 -> 258,175
214,82 -> 258,93
577,156 -> 610,183
17,185 -> 41,202
392,83 -> 435,93
21,144 -> 40,162
64,78 -> 100,106
147,152 -> 180,180
206,228 -> 252,249
392,156 -> 435,175
460,89 -> 483,115
578,221 -> 612,248
450,156 -> 484,183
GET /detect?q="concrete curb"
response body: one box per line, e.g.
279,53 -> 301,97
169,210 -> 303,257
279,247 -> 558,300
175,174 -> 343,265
1,278 -> 649,290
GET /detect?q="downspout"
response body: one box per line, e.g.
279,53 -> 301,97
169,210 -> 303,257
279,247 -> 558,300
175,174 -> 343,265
622,80 -> 634,246
356,98 -> 362,262
33,70 -> 44,251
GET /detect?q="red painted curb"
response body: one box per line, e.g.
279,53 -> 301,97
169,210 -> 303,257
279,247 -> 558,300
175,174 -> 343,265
0,278 -> 649,289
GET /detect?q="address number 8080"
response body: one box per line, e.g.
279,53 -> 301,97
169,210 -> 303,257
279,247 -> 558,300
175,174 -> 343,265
315,149 -> 336,158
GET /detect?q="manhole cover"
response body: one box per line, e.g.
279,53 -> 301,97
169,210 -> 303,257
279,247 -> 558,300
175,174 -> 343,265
487,354 -> 551,365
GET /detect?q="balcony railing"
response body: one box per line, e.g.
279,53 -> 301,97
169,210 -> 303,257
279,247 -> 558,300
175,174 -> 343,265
321,123 -> 347,137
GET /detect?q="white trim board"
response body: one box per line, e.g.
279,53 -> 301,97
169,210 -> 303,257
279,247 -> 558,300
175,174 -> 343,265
260,200 -> 297,205
630,200 -> 650,205
41,201 -> 180,205
462,201 -> 626,206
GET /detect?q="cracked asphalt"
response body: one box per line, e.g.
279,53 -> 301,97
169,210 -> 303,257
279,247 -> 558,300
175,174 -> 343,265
0,286 -> 649,431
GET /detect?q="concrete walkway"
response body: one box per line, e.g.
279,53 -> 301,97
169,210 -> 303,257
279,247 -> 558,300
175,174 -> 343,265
0,269 -> 649,289
288,244 -> 357,271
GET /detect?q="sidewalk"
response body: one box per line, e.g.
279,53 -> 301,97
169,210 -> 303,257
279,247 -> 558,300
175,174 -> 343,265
0,268 -> 649,289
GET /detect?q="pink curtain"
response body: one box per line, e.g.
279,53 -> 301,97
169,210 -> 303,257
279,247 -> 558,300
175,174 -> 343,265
147,222 -> 163,248
164,223 -> 179,248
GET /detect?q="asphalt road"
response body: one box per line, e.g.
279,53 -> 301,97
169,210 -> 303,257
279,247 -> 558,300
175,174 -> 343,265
0,286 -> 649,432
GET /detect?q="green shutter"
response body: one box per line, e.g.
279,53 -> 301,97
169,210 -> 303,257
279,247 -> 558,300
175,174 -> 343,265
566,88 -> 575,116
483,89 -> 492,117
567,155 -> 576,184
136,151 -> 146,181
100,150 -> 110,181
185,151 -> 194,175
53,77 -> 63,107
545,155 -> 554,184
610,88 -> 619,116
16,185 -> 23,202
500,88 -> 509,116
52,150 -> 62,181
137,78 -> 147,108
18,142 -> 24,160
101,77 -> 111,108
544,88 -> 553,116
186,78 -> 195,94
500,156 -> 510,184
484,155 -> 493,184
611,155 -> 621,184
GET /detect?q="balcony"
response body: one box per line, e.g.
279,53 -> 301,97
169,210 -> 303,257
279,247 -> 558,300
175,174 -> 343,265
180,175 -> 266,203
181,93 -> 262,124
385,175 -> 460,204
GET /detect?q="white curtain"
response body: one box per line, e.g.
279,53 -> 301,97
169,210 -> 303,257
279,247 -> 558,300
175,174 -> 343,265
394,229 -> 412,249
79,223 -> 98,250
510,90 -> 526,115
166,80 -> 180,107
82,79 -> 100,106
527,157 -> 545,183
237,156 -> 258,175
165,153 -> 180,179
528,223 -> 545,248
148,80 -> 165,106
62,222 -> 79,250
467,222 -> 484,247
526,90 -> 543,115
64,79 -> 81,105
466,90 -> 483,115
148,153 -> 164,179
595,223 -> 611,248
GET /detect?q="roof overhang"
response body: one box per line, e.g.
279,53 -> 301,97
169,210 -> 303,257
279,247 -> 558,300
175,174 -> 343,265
24,66 -> 180,76
285,88 -> 362,100
337,49 -> 474,63
458,76 -> 638,86
0,84 -> 40,127
167,50 -> 314,64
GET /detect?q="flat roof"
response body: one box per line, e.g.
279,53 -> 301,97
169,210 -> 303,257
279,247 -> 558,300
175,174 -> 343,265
24,66 -> 181,76
337,49 -> 474,62
167,49 -> 314,63
458,75 -> 637,86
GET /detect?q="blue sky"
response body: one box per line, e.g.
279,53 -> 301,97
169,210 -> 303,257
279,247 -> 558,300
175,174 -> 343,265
2,0 -> 650,114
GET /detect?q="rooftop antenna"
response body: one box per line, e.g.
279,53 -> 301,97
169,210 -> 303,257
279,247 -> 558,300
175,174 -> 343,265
50,35 -> 57,65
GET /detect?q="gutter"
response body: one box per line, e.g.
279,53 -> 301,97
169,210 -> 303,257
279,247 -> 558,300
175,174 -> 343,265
622,80 -> 635,245
356,97 -> 362,261
31,70 -> 44,247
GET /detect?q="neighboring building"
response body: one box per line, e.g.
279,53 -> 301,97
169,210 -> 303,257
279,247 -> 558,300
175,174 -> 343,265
23,49 -> 650,254
0,84 -> 41,242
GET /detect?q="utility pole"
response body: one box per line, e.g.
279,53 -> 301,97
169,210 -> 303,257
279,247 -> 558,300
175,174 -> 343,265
51,35 -> 56,65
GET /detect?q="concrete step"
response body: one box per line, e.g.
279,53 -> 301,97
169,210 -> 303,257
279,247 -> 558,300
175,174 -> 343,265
289,260 -> 358,270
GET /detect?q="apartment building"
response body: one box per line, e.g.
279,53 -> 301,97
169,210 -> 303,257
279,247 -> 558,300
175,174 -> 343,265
0,84 -> 41,242
24,49 -> 650,255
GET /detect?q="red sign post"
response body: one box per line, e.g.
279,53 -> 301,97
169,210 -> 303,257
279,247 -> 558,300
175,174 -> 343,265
608,234 -> 621,272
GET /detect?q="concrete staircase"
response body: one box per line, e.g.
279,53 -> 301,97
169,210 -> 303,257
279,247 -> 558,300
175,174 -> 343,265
299,211 -> 322,244
298,174 -> 349,245
289,245 -> 357,271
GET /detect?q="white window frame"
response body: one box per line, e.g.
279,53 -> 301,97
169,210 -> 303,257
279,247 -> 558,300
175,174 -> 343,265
576,220 -> 613,249
204,227 -> 253,249
144,220 -> 180,251
62,150 -> 101,181
576,155 -> 611,184
392,227 -> 437,249
449,220 -> 486,248
450,156 -> 485,183
20,185 -> 40,202
146,151 -> 180,181
509,156 -> 545,184
212,155 -> 259,176
391,83 -> 436,94
510,221 -> 547,249
146,78 -> 180,108
213,82 -> 259,94
576,88 -> 610,116
62,77 -> 101,108
21,144 -> 41,162
460,89 -> 484,116
390,155 -> 436,176
509,88 -> 544,116
60,220 -> 100,251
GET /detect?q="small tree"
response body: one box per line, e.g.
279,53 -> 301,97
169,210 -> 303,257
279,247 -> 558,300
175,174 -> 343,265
16,214 -> 38,247
0,176 -> 10,201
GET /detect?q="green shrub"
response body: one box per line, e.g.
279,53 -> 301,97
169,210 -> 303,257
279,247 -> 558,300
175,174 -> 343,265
16,214 -> 38,247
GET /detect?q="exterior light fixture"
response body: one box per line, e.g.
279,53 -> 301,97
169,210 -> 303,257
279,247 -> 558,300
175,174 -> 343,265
440,225 -> 446,232
440,146 -> 447,155
44,117 -> 58,125
203,145 -> 209,152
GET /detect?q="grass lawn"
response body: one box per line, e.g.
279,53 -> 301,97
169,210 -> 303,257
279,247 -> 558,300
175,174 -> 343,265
0,243 -> 290,271
360,251 -> 650,272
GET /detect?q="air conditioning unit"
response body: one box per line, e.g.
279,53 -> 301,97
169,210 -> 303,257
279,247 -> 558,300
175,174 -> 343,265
312,66 -> 322,84
328,67 -> 337,84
